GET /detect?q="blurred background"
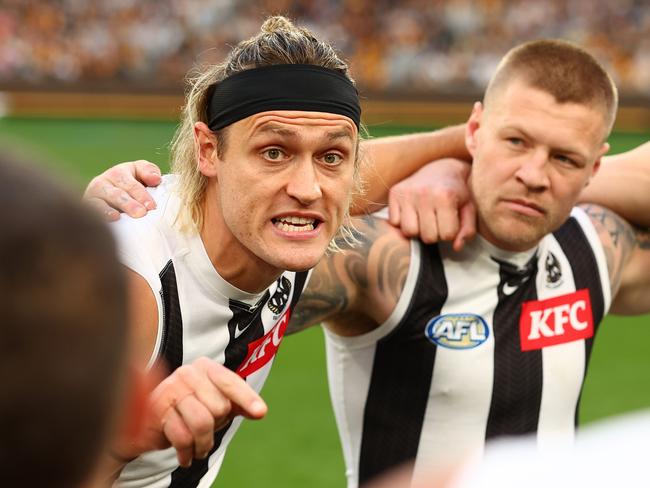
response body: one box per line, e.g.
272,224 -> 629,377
0,1 -> 649,487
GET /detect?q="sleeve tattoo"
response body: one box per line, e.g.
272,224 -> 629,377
288,216 -> 410,334
580,203 -> 650,292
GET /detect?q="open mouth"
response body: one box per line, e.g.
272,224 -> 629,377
272,216 -> 321,233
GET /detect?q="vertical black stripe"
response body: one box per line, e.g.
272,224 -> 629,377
553,217 -> 605,425
359,244 -> 447,486
290,271 -> 309,309
169,299 -> 266,488
486,258 -> 543,439
168,272 -> 310,488
159,260 -> 183,372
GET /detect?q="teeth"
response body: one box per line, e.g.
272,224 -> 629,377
273,220 -> 315,232
276,216 -> 314,225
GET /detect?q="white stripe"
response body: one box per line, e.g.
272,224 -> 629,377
535,235 -> 585,449
323,239 -> 420,488
571,207 -> 612,312
413,240 -> 498,480
325,336 -> 376,488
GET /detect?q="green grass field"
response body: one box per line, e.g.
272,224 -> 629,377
1,117 -> 649,487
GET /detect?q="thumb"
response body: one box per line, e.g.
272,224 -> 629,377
133,160 -> 163,187
388,191 -> 402,227
453,201 -> 477,252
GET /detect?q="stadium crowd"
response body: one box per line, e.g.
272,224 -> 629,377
2,0 -> 649,96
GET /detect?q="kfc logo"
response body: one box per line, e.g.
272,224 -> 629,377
237,309 -> 290,378
520,289 -> 593,351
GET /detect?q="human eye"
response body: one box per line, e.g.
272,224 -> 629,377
262,148 -> 286,161
506,137 -> 524,147
553,153 -> 580,167
322,152 -> 343,166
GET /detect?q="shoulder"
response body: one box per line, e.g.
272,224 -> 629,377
288,214 -> 412,334
110,176 -> 180,280
576,203 -> 635,294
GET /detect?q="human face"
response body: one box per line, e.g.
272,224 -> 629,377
466,78 -> 609,252
199,110 -> 357,283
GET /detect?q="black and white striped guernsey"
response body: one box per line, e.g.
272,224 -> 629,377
325,207 -> 610,487
110,175 -> 310,488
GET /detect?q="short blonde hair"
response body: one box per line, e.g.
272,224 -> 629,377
170,16 -> 362,236
485,39 -> 618,140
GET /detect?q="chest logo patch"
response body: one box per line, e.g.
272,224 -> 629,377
545,251 -> 563,288
425,313 -> 490,349
268,276 -> 291,315
520,289 -> 593,351
237,309 -> 290,378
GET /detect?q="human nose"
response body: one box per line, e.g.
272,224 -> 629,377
515,149 -> 550,191
285,157 -> 322,205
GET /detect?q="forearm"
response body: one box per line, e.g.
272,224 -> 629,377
352,124 -> 469,214
580,141 -> 650,226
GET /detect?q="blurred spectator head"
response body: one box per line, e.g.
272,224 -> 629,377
0,151 -> 133,488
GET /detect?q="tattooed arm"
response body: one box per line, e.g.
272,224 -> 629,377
581,204 -> 650,315
288,215 -> 412,336
580,141 -> 650,227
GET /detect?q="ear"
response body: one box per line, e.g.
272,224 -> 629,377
465,101 -> 483,158
194,122 -> 221,177
587,142 -> 609,184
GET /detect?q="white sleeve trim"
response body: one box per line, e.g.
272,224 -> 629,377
571,206 -> 612,313
119,253 -> 165,371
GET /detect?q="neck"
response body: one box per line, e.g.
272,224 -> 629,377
199,187 -> 281,294
476,218 -> 540,255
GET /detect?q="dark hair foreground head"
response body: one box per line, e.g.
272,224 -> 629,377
0,152 -> 128,488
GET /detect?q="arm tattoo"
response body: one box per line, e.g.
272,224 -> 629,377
375,235 -> 411,303
634,227 -> 650,250
289,257 -> 350,334
580,203 -> 641,292
287,216 -> 409,334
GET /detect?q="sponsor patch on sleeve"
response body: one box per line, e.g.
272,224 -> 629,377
520,289 -> 593,351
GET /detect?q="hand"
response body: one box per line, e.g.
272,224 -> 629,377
388,158 -> 476,251
84,160 -> 163,221
114,357 -> 267,468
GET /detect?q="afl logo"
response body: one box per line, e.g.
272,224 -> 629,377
268,276 -> 291,315
425,313 -> 489,349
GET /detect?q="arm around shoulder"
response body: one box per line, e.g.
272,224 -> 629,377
352,124 -> 470,213
581,203 -> 650,315
580,141 -> 650,227
289,216 -> 411,336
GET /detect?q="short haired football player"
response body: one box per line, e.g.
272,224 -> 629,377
92,39 -> 650,487
99,15 -> 471,488
0,152 -> 152,488
291,40 -> 650,486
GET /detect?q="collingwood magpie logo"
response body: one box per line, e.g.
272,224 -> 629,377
268,276 -> 291,315
545,251 -> 563,288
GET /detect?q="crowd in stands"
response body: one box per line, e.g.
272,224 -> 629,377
2,0 -> 649,96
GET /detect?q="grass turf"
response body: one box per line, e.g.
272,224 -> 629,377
0,117 -> 648,487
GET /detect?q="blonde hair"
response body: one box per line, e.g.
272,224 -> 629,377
485,39 -> 618,139
170,16 -> 362,244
